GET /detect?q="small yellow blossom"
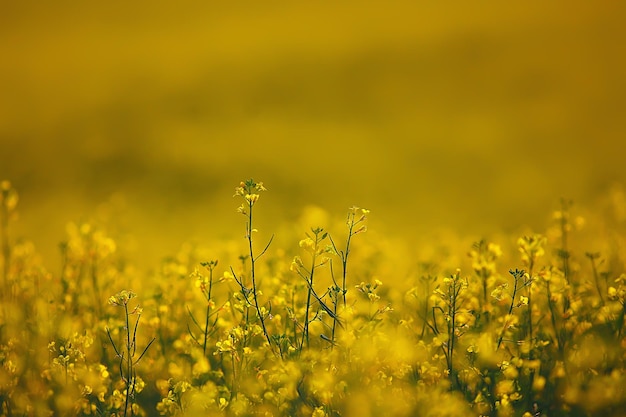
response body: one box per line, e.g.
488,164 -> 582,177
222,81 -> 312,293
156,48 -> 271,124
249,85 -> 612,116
108,290 -> 136,306
218,397 -> 229,410
299,237 -> 316,253
532,375 -> 546,391
245,193 -> 259,204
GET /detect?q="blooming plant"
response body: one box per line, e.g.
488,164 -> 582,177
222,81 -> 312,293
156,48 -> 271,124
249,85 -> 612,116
0,178 -> 625,416
106,290 -> 155,416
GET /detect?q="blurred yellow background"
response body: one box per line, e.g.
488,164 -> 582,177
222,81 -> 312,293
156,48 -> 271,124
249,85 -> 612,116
1,1 -> 625,268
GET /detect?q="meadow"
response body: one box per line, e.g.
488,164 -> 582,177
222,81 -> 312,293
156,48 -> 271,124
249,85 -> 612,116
2,2 -> 626,416
1,178 -> 625,416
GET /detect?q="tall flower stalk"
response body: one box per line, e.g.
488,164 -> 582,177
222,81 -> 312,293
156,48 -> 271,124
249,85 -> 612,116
290,227 -> 334,351
329,206 -> 369,308
106,290 -> 155,417
232,179 -> 274,353
433,270 -> 469,386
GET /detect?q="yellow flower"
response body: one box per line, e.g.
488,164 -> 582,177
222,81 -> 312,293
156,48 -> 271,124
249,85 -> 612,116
108,290 -> 136,306
502,365 -> 518,380
518,234 -> 546,264
488,242 -> 503,258
299,238 -> 316,253
234,183 -> 245,197
215,339 -> 234,353
245,193 -> 259,204
218,397 -> 229,410
495,380 -> 515,396
532,375 -> 546,391
291,256 -> 304,272
491,285 -> 506,301
368,293 -> 380,302
354,225 -> 367,234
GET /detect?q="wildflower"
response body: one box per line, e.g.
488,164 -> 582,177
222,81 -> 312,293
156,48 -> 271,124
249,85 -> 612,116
245,193 -> 259,205
491,284 -> 507,301
215,339 -> 235,354
354,225 -> 367,234
234,183 -> 246,197
218,397 -> 229,410
518,234 -> 546,264
299,238 -> 316,253
222,270 -> 234,282
108,290 -> 136,306
533,375 -> 546,391
234,179 -> 266,199
496,380 -> 516,396
347,206 -> 369,230
469,240 -> 502,276
502,364 -> 518,379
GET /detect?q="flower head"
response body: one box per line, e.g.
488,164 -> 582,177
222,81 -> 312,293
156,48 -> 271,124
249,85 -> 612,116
108,290 -> 136,306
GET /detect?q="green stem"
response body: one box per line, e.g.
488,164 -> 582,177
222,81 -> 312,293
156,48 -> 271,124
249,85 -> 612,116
587,253 -> 605,304
203,266 -> 214,355
341,227 -> 353,308
301,260 -> 316,350
497,270 -> 522,351
559,199 -> 572,314
124,303 -> 132,417
247,205 -> 272,351
527,261 -> 534,358
448,286 -> 456,374
545,280 -> 563,356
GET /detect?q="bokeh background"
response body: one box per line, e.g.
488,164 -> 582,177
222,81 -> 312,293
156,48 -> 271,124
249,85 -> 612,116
2,1 -> 625,270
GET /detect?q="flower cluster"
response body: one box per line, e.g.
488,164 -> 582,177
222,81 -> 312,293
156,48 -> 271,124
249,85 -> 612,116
234,179 -> 266,216
1,179 -> 626,417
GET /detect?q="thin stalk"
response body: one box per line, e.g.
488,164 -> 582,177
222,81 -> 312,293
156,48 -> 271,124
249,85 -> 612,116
330,225 -> 353,308
202,263 -> 216,355
525,263 -> 536,417
341,228 -> 353,308
559,199 -> 572,314
497,269 -> 524,351
447,285 -> 457,374
545,279 -> 562,356
329,207 -> 368,308
246,206 -> 273,350
233,180 -> 273,352
586,252 -> 605,305
107,291 -> 154,417
301,251 -> 317,350
124,303 -> 132,417
481,269 -> 489,325
330,261 -> 339,350
446,276 -> 464,381
527,261 -> 534,358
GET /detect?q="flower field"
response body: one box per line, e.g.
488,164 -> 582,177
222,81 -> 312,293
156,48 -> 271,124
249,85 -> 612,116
1,178 -> 625,416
